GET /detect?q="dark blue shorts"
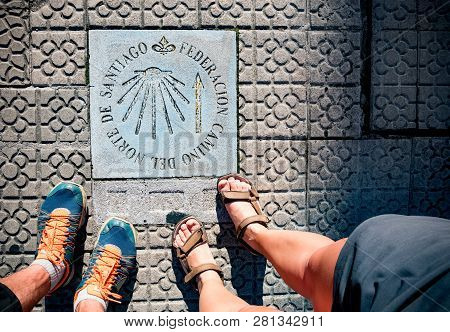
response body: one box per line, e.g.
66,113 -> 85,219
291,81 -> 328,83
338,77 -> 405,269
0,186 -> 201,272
332,215 -> 450,311
0,282 -> 22,312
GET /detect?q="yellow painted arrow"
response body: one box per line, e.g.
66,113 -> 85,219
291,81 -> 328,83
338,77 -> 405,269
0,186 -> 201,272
193,73 -> 204,133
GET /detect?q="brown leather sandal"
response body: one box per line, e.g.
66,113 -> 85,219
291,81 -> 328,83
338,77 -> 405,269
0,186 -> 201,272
172,216 -> 223,289
217,173 -> 270,255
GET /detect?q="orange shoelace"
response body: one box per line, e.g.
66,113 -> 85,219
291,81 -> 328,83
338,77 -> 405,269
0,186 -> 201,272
38,210 -> 75,264
85,246 -> 124,303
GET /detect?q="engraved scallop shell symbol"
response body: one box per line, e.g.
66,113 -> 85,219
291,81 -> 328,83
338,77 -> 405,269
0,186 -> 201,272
118,67 -> 189,138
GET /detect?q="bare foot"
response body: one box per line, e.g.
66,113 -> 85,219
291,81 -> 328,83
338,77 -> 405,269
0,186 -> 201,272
218,177 -> 267,248
174,218 -> 221,289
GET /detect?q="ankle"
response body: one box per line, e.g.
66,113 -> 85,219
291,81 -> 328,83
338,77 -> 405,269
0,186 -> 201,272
197,270 -> 222,291
242,224 -> 267,244
26,264 -> 51,292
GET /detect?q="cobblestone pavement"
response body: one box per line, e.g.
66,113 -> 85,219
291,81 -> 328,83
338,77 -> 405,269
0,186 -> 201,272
1,0 -> 449,312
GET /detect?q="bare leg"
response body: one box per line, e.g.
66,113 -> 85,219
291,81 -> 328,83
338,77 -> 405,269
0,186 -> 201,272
76,300 -> 105,312
174,219 -> 278,312
218,177 -> 347,311
0,265 -> 50,312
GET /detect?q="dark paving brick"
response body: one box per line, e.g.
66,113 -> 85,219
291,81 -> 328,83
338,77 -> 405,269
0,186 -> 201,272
240,140 -> 306,192
418,31 -> 450,86
255,1 -> 307,28
0,6 -> 29,85
373,0 -> 416,30
255,31 -> 307,84
418,86 -> 450,129
239,84 -> 307,138
372,30 -> 417,86
0,199 -> 38,254
412,138 -> 449,190
371,86 -> 416,130
310,0 -> 361,28
144,0 -> 198,27
308,86 -> 362,138
309,140 -> 359,190
308,189 -> 360,240
87,0 -> 141,27
359,139 -> 411,189
31,0 -> 85,29
0,146 -> 39,199
0,89 -> 37,142
410,189 -> 450,218
308,31 -> 361,84
31,31 -> 86,86
417,0 -> 450,30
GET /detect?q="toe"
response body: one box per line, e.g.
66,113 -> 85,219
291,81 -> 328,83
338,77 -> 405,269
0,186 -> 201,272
218,179 -> 230,192
187,219 -> 200,232
175,234 -> 183,248
178,229 -> 187,243
181,224 -> 192,239
242,182 -> 251,191
229,177 -> 239,191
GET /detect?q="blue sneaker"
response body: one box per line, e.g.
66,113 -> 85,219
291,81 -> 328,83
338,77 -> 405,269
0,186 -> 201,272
36,181 -> 87,292
73,218 -> 137,310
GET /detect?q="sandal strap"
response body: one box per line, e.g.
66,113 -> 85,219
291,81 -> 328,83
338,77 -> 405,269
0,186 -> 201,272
184,263 -> 222,284
180,227 -> 207,256
236,215 -> 269,240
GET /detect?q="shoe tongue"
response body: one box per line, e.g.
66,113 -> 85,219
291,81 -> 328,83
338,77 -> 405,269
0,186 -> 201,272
104,244 -> 122,256
86,283 -> 103,296
50,208 -> 70,217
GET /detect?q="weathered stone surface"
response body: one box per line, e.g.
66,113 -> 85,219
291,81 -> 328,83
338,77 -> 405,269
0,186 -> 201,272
360,189 -> 409,221
308,86 -> 361,138
410,190 -> 450,218
418,87 -> 450,130
87,0 -> 141,27
2,0 -> 28,8
0,89 -> 37,142
308,32 -> 361,84
143,0 -> 198,27
40,88 -> 89,143
0,200 -> 38,254
31,31 -> 86,86
239,84 -> 307,138
411,138 -> 449,190
359,139 -> 411,188
310,0 -> 361,28
89,30 -> 237,178
0,7 -> 29,85
0,146 -> 39,199
240,140 -> 306,192
200,0 -> 253,28
255,1 -> 307,28
31,0 -> 85,29
40,148 -> 91,197
260,192 -> 307,230
309,140 -> 359,190
0,88 -> 89,143
255,31 -> 307,84
418,0 -> 450,30
1,0 -> 450,313
308,189 -> 359,240
419,31 -> 450,86
92,179 -> 227,225
371,86 -> 416,130
373,0 -> 416,30
373,30 -> 417,86
238,31 -> 254,84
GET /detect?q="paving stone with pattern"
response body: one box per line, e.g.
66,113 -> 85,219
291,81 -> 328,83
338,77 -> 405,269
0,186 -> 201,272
0,0 -> 449,312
